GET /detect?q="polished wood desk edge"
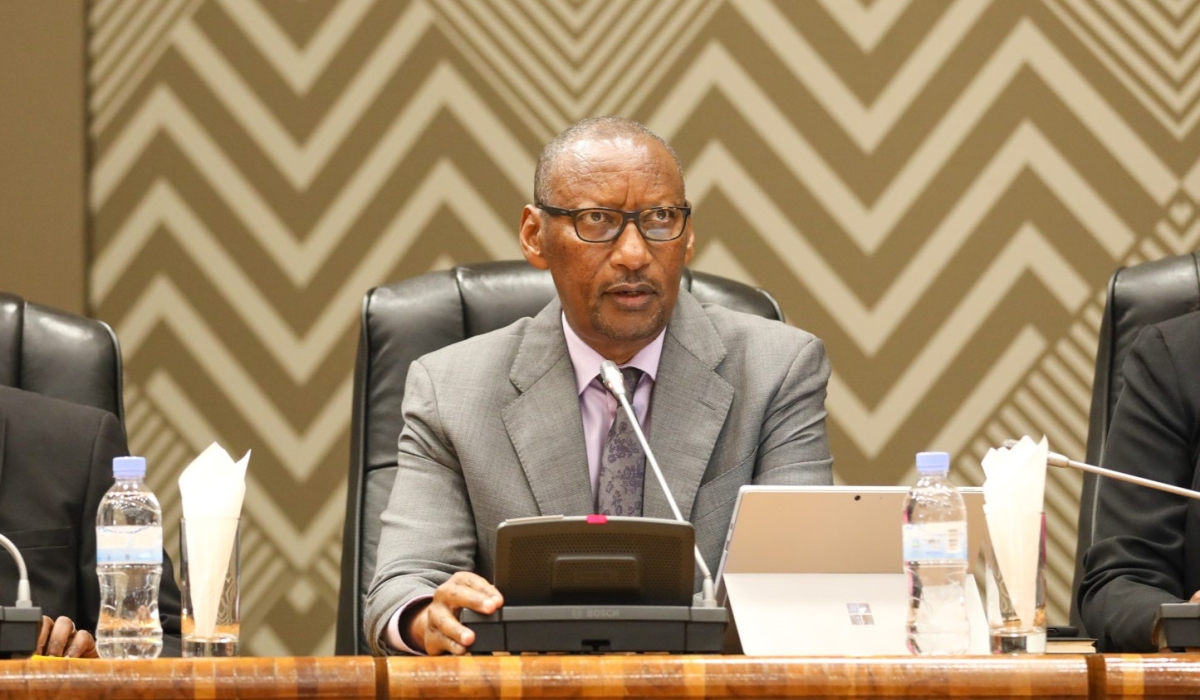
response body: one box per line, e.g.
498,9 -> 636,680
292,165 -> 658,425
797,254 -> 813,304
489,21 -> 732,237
0,656 -> 377,699
1,655 -> 1199,699
385,654 -> 1093,698
1096,654 -> 1200,696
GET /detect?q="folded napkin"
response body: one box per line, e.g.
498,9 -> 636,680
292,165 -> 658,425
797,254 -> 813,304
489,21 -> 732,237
178,443 -> 249,638
980,435 -> 1047,627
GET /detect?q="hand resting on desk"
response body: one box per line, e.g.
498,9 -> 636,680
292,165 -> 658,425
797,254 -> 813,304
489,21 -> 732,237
404,571 -> 503,655
35,615 -> 97,658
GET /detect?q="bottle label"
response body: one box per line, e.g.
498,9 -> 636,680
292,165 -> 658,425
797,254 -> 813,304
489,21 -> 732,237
96,525 -> 163,564
903,522 -> 967,561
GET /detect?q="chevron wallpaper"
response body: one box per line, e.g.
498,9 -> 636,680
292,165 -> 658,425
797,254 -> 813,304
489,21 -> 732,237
86,0 -> 1200,655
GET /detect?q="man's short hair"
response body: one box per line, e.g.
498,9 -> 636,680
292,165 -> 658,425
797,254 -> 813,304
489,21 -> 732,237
533,117 -> 685,205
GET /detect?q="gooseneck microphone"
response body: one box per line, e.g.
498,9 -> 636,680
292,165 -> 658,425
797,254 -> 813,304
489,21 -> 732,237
599,360 -> 719,608
1000,441 -> 1200,651
0,534 -> 32,607
0,532 -> 41,658
1001,439 -> 1200,502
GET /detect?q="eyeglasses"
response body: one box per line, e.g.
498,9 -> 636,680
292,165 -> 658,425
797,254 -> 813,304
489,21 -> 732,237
537,204 -> 691,243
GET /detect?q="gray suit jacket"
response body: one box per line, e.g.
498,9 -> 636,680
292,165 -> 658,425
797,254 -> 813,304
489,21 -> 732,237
364,291 -> 833,654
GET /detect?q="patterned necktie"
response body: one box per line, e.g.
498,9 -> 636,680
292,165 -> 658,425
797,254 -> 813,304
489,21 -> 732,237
596,367 -> 646,517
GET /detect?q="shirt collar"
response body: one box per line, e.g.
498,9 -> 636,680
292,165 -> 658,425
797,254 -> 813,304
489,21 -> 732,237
562,313 -> 665,396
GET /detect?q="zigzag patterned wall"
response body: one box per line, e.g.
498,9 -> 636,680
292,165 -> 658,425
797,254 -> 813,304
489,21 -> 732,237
87,0 -> 1200,655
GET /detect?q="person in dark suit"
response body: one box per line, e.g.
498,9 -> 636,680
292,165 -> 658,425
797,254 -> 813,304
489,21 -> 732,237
0,385 -> 181,657
1078,310 -> 1200,652
365,117 -> 833,655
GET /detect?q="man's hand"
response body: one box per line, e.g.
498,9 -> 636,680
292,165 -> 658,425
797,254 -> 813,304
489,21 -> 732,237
35,616 -> 98,658
1188,590 -> 1200,603
407,572 -> 503,655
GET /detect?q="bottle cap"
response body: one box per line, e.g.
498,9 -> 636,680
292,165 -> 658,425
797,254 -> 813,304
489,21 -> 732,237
113,456 -> 146,479
915,451 -> 950,474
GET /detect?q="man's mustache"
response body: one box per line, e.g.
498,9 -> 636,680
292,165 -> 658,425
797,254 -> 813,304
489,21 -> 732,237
600,275 -> 662,295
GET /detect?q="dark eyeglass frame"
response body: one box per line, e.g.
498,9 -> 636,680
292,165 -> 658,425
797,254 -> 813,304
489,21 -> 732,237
537,203 -> 692,243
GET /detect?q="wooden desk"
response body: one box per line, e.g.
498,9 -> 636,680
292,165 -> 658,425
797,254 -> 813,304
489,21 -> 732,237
0,656 -> 376,699
1100,654 -> 1200,697
0,654 -> 1197,699
385,655 -> 1089,698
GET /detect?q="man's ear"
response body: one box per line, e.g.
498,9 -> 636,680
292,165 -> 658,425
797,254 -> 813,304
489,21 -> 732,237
519,205 -> 550,270
682,221 -> 695,266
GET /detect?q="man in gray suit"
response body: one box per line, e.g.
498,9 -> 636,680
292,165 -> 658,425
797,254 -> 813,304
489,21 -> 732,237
365,117 -> 833,655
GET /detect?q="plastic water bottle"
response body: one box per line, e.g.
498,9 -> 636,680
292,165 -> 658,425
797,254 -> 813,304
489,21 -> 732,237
95,456 -> 164,659
903,451 -> 970,655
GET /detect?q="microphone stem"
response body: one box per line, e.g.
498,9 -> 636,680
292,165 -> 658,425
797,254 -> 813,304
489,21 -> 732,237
1052,454 -> 1200,502
1001,440 -> 1200,503
614,392 -> 715,585
0,533 -> 32,606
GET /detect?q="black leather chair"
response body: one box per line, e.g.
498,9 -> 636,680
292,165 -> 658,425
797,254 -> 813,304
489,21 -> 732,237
1069,252 -> 1200,633
0,292 -> 124,421
335,260 -> 785,654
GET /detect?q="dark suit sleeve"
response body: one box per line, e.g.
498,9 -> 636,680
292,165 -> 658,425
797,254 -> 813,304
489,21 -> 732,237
1078,324 -> 1200,651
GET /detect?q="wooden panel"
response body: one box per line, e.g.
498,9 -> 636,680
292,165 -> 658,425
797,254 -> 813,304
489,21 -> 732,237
386,655 -> 1092,699
0,656 -> 376,700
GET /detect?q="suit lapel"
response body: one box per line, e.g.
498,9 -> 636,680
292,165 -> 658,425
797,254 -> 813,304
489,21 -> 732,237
502,301 -> 595,517
644,293 -> 732,521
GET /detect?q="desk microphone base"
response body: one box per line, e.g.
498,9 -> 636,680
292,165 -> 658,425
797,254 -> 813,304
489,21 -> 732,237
1155,603 -> 1200,652
462,605 -> 727,654
0,606 -> 42,659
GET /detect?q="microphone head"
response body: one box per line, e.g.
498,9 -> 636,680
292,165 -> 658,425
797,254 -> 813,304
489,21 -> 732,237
599,360 -> 626,399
